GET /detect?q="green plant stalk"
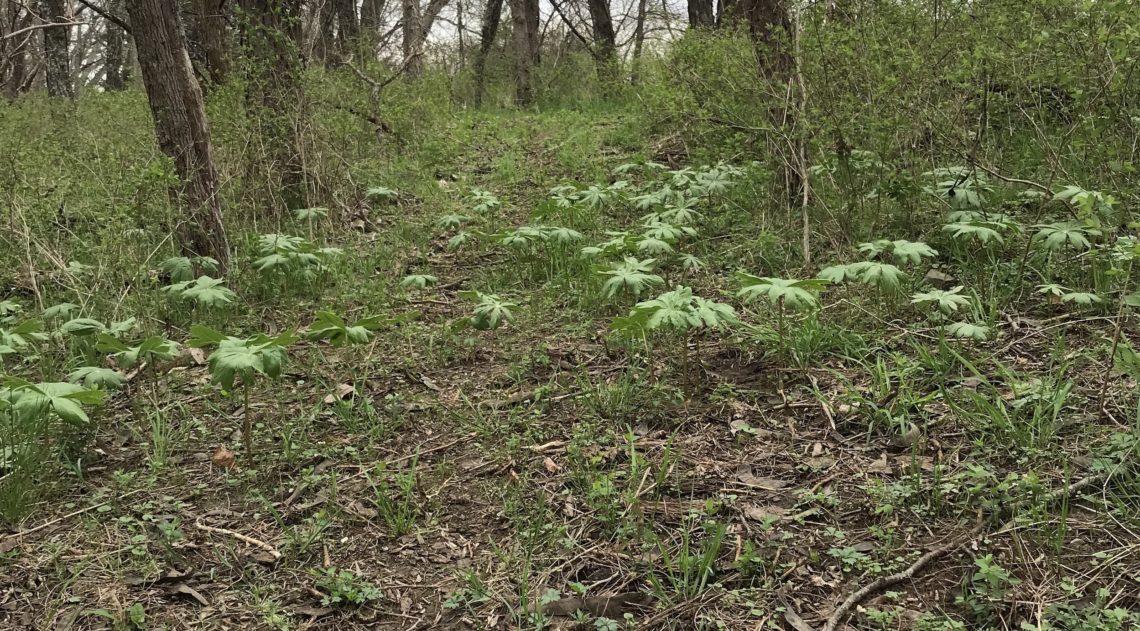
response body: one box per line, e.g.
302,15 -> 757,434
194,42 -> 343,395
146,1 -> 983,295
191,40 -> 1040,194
1097,258 -> 1134,410
243,384 -> 254,458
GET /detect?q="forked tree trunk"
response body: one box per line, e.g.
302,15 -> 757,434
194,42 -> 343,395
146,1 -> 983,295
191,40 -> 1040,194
125,0 -> 230,270
509,0 -> 538,105
472,0 -> 503,105
39,0 -> 73,98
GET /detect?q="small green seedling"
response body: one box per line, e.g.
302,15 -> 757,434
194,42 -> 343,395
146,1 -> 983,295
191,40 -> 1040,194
306,311 -> 392,346
458,291 -> 516,331
400,274 -> 438,290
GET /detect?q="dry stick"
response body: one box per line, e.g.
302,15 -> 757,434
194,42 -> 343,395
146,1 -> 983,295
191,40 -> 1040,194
195,520 -> 282,560
2,490 -> 142,542
819,473 -> 1107,631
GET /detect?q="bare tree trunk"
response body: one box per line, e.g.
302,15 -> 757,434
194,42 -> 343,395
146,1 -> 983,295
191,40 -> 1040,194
239,0 -> 307,211
402,0 -> 423,76
3,8 -> 34,99
360,0 -> 384,31
195,0 -> 230,85
586,0 -> 616,84
125,0 -> 230,270
509,0 -> 538,105
473,0 -> 503,105
39,0 -> 73,98
688,0 -> 713,27
630,0 -> 647,84
334,0 -> 359,55
102,0 -> 127,91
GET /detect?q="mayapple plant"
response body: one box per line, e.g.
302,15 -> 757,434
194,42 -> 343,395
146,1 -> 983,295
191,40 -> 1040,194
1,377 -> 106,427
736,274 -> 828,356
306,311 -> 392,347
366,186 -> 398,204
160,255 -> 219,284
162,276 -> 237,308
910,286 -> 989,342
294,207 -> 329,240
458,291 -> 516,331
189,325 -> 294,458
96,334 -> 180,370
612,286 -> 735,397
598,257 -> 664,299
253,233 -> 343,285
400,274 -> 438,290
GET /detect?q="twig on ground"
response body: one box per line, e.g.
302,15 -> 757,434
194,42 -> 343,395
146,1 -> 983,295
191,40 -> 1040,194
195,520 -> 282,560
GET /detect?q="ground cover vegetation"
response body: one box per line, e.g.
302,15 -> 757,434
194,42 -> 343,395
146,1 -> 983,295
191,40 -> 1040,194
1,0 -> 1138,628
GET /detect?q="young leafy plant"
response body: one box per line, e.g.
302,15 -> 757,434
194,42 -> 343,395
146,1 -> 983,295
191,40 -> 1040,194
163,276 -> 237,308
736,274 -> 828,357
858,239 -> 938,265
366,186 -> 398,203
598,257 -> 664,299
96,335 -> 180,370
306,311 -> 391,346
160,256 -> 219,284
400,274 -> 438,290
188,325 -> 294,458
911,286 -> 972,317
459,291 -> 516,331
612,286 -> 735,396
1032,222 -> 1100,252
1,378 -> 106,427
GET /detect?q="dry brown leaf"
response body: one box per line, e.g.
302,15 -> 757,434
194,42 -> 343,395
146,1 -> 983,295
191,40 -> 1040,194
188,347 -> 207,366
735,464 -> 789,490
211,446 -> 236,470
744,504 -> 787,521
170,583 -> 209,606
323,383 -> 356,404
543,457 -> 560,473
867,453 -> 892,474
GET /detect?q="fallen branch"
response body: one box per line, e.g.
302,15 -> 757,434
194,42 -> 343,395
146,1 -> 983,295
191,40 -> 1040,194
819,472 -> 1110,631
2,490 -> 142,542
195,520 -> 282,560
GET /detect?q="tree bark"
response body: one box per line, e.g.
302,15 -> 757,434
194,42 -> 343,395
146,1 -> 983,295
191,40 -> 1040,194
402,0 -> 423,76
124,0 -> 230,270
2,7 -> 34,99
238,0 -> 307,211
103,0 -> 127,90
687,0 -> 714,28
586,0 -> 616,83
472,0 -> 503,105
509,0 -> 538,105
360,0 -> 384,32
193,0 -> 229,85
39,0 -> 73,98
630,0 -> 647,84
334,0 -> 358,53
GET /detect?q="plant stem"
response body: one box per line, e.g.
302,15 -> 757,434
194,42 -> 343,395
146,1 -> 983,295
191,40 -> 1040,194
681,334 -> 691,400
1097,258 -> 1134,411
243,385 -> 253,458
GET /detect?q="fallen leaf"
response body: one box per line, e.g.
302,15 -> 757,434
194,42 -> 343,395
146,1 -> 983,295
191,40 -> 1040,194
867,453 -> 892,475
543,457 -> 560,473
323,383 -> 356,404
292,606 -> 334,618
745,505 -> 787,521
170,583 -> 209,606
541,593 -> 651,618
735,464 -> 789,491
419,375 -> 441,391
188,347 -> 207,366
211,446 -> 236,470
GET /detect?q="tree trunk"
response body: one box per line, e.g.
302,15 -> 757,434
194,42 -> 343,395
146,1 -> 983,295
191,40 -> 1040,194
39,0 -> 73,98
238,0 -> 307,211
586,0 -> 616,83
334,0 -> 359,55
687,0 -> 714,27
103,0 -> 127,91
509,0 -> 538,105
402,0 -> 423,76
125,0 -> 230,271
360,0 -> 384,32
472,0 -> 503,105
630,0 -> 647,84
194,0 -> 229,85
3,8 -> 34,99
